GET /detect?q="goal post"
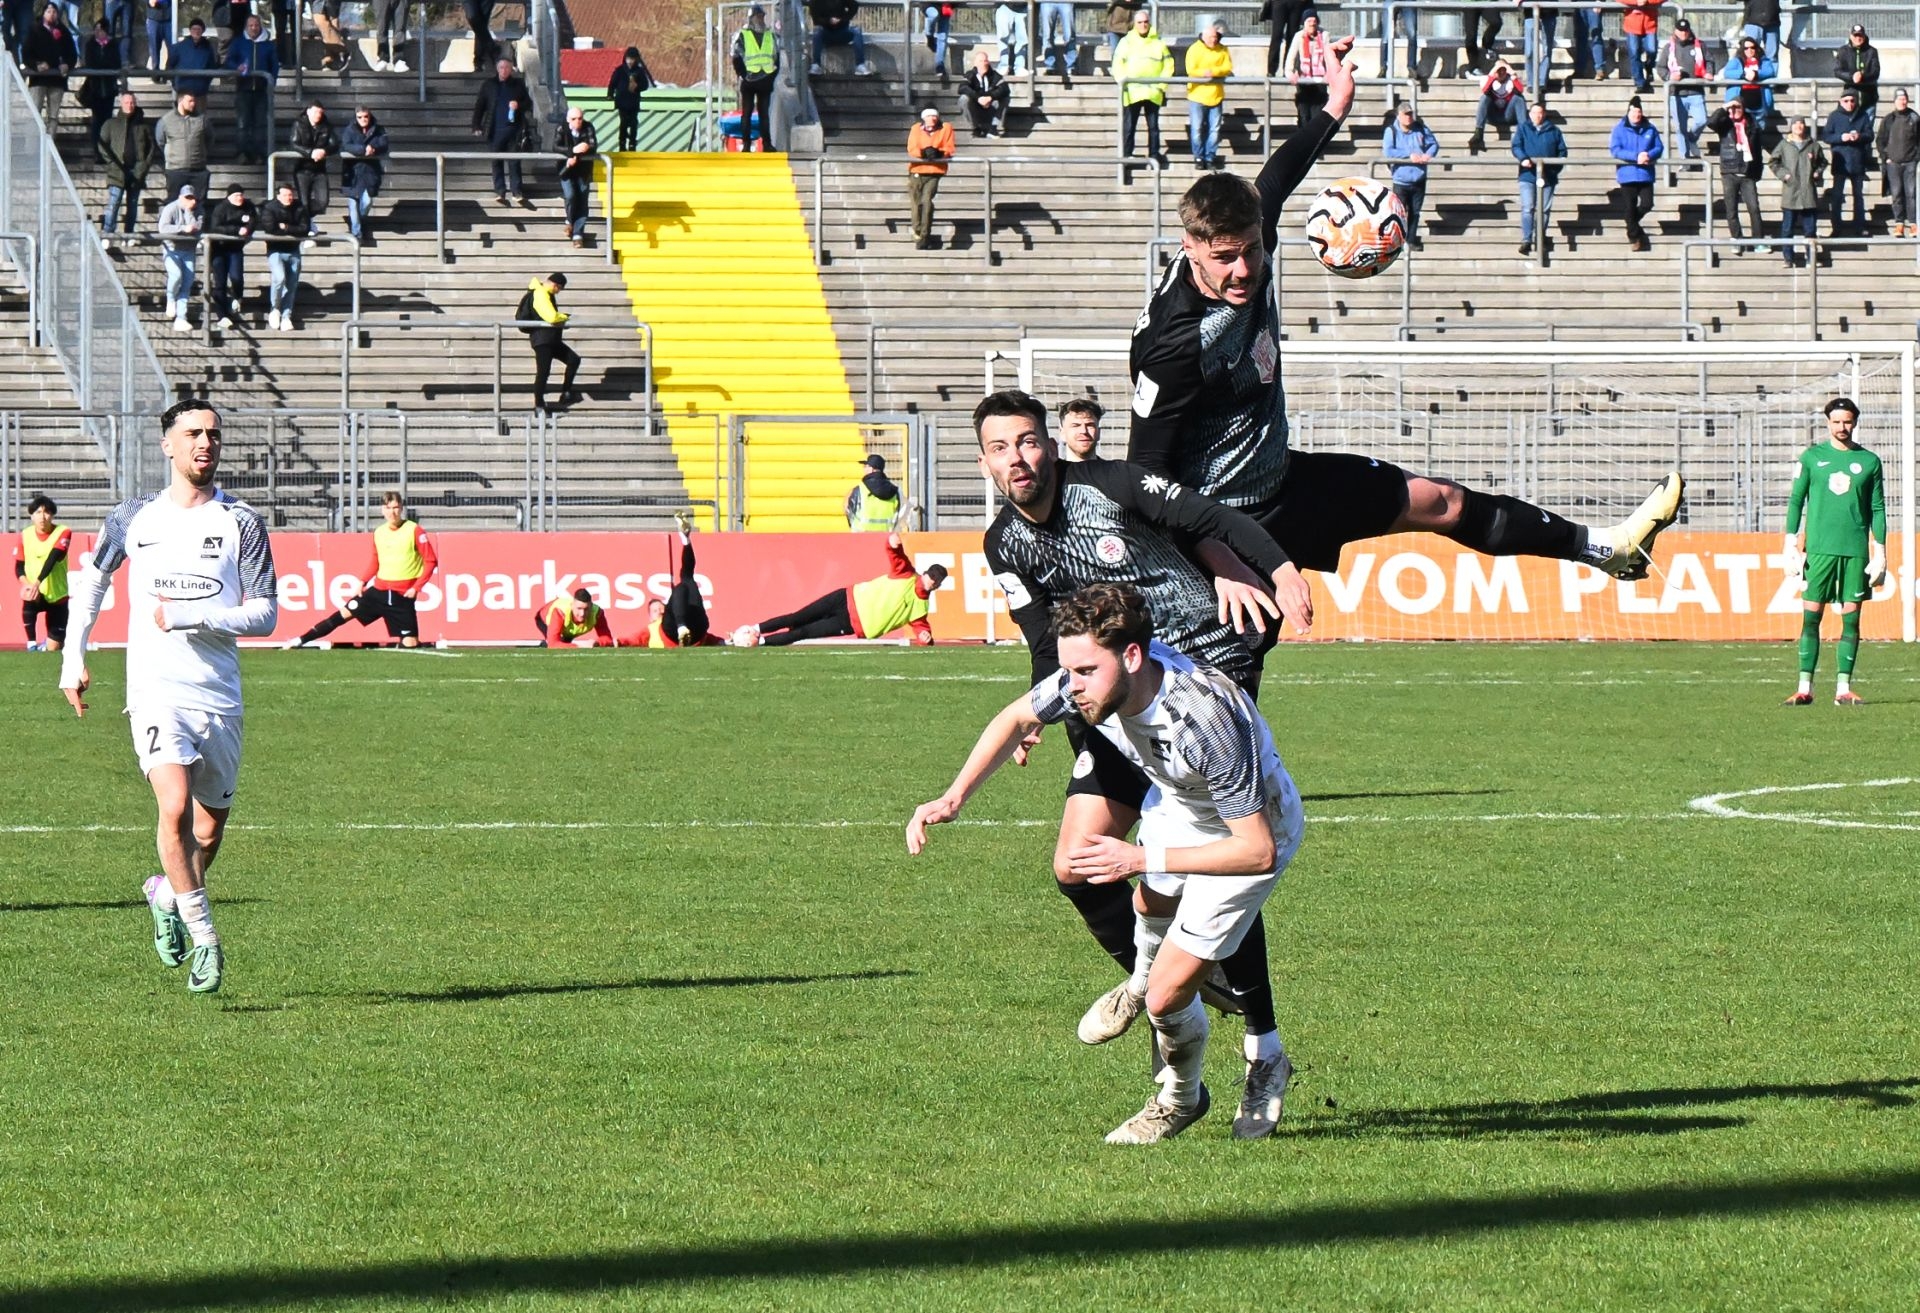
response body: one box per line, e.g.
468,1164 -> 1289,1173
1016,338 -> 1917,643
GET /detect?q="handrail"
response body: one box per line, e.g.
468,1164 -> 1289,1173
0,231 -> 38,347
337,317 -> 654,423
182,229 -> 362,344
1680,235 -> 1920,342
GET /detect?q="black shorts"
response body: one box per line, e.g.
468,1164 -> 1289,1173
1259,449 -> 1412,573
347,587 -> 419,639
24,597 -> 70,643
1062,717 -> 1151,811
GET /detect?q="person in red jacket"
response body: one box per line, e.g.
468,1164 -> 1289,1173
535,587 -> 614,647
743,530 -> 948,646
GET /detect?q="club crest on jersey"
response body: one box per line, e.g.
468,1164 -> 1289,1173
1251,328 -> 1277,384
1850,462 -> 1863,474
1829,472 -> 1852,495
1072,750 -> 1095,779
199,534 -> 224,558
1095,534 -> 1128,565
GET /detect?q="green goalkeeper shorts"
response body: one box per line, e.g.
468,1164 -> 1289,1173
1803,552 -> 1870,605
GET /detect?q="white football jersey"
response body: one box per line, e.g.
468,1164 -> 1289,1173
61,489 -> 278,715
1031,640 -> 1301,841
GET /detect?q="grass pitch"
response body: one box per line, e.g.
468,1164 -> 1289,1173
4,640 -> 1920,1311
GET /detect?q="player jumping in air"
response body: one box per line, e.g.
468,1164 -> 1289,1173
58,399 -> 279,995
1127,33 -> 1685,581
1783,397 -> 1887,707
910,583 -> 1305,1144
286,490 -> 437,648
15,494 -> 73,650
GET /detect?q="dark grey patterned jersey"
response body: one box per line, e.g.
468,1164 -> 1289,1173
983,458 -> 1290,691
1126,109 -> 1342,514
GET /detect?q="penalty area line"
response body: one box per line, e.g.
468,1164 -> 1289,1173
1688,778 -> 1920,832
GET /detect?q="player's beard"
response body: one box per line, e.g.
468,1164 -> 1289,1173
181,459 -> 218,487
1190,252 -> 1262,305
1074,668 -> 1130,724
996,462 -> 1052,511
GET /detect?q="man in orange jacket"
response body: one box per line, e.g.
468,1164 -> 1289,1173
907,106 -> 955,249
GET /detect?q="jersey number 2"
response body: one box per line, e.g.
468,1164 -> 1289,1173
145,725 -> 161,754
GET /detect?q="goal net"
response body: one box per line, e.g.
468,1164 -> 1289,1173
1016,339 -> 1916,643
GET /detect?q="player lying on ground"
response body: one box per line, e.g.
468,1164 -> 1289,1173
626,512 -> 724,647
741,524 -> 949,646
534,587 -> 615,647
977,389 -> 1304,1137
58,398 -> 279,996
1783,396 -> 1887,707
285,490 -> 437,648
909,583 -> 1305,1144
1127,32 -> 1684,581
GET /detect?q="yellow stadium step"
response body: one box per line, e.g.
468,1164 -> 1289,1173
606,152 -> 861,531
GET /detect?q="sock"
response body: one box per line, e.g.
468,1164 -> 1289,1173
1057,878 -> 1137,973
1244,1029 -> 1282,1063
1217,912 -> 1280,1038
1148,995 -> 1209,1110
301,609 -> 350,643
1798,608 -> 1822,681
175,887 -> 218,948
1127,913 -> 1172,997
1838,608 -> 1860,681
679,531 -> 691,548
150,878 -> 177,913
1450,489 -> 1585,560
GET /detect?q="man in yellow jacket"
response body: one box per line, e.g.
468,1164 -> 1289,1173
1113,7 -> 1172,164
515,271 -> 580,413
744,530 -> 949,645
1183,16 -> 1232,168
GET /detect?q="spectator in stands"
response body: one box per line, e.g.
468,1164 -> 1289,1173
847,453 -> 901,528
1382,100 -> 1437,248
1468,57 -> 1524,152
535,588 -> 614,647
1660,18 -> 1708,159
1617,0 -> 1660,92
1058,397 -> 1103,460
1706,100 -> 1765,251
167,16 -> 214,96
1377,0 -> 1415,80
1739,0 -> 1779,64
1104,0 -> 1138,55
205,182 -> 255,329
516,272 -> 581,413
809,0 -> 874,76
79,20 -> 121,150
313,0 -> 348,70
1821,89 -> 1873,237
258,180 -> 306,332
1833,26 -> 1878,132
1039,0 -> 1075,82
224,13 -> 278,163
155,90 -> 211,206
734,14 -> 777,151
1720,34 -> 1776,132
1570,5 -> 1604,81
1521,0 -> 1555,93
1260,0 -> 1308,77
962,47 -> 1010,138
23,3 -> 76,126
1114,8 -> 1170,163
609,44 -> 655,151
1285,12 -> 1332,128
462,0 -> 496,71
906,105 -> 954,248
1461,3 -> 1500,75
994,1 -> 1029,76
103,0 -> 132,65
1512,99 -> 1565,256
472,58 -> 535,206
157,183 -> 199,330
1609,95 -> 1662,250
370,0 -> 408,72
923,3 -> 951,83
555,106 -> 598,248
291,103 -> 336,237
340,104 -> 387,241
97,91 -> 154,241
1876,90 -> 1918,239
142,0 -> 170,71
1768,116 -> 1824,266
1183,17 -> 1230,169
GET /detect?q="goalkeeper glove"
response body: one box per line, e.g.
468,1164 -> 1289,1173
1781,533 -> 1802,579
1868,545 -> 1887,588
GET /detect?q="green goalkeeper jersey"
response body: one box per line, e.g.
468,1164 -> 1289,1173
1786,443 -> 1887,557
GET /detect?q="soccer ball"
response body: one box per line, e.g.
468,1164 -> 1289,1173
1304,177 -> 1408,280
731,625 -> 761,648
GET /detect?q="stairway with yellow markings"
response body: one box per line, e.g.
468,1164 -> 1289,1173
606,152 -> 859,532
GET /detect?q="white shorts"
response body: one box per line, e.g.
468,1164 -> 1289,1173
1137,790 -> 1304,962
128,706 -> 245,810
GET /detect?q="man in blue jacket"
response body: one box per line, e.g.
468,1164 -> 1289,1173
1821,88 -> 1873,235
1382,99 -> 1438,249
1609,96 -> 1664,250
1512,99 -> 1566,256
167,15 -> 216,96
223,12 -> 280,163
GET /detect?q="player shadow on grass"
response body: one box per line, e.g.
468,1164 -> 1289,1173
14,1166 -> 1920,1310
1285,1076 -> 1920,1141
0,896 -> 268,914
350,968 -> 916,1006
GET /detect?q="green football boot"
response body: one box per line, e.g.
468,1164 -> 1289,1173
186,942 -> 225,994
144,875 -> 186,968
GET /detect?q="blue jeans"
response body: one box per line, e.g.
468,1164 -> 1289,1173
1670,91 -> 1705,156
163,246 -> 194,305
1524,14 -> 1556,88
560,174 -> 590,237
235,85 -> 270,157
1039,1 -> 1074,71
812,23 -> 866,66
921,6 -> 948,67
1569,6 -> 1600,76
1187,100 -> 1220,162
1378,0 -> 1416,76
489,153 -> 523,196
1739,21 -> 1777,63
1394,176 -> 1426,238
103,183 -> 142,233
345,189 -> 375,236
208,247 -> 243,303
1778,208 -> 1815,265
995,7 -> 1028,74
1474,94 -> 1522,135
1518,171 -> 1554,242
1829,165 -> 1866,229
145,16 -> 167,66
1624,30 -> 1654,88
104,0 -> 132,62
267,249 -> 300,314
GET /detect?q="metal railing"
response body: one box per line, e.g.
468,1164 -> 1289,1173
1680,235 -> 1920,339
336,318 -> 654,420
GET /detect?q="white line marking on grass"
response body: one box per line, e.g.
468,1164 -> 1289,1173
1688,779 -> 1920,832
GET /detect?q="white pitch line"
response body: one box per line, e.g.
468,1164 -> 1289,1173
1688,778 -> 1920,833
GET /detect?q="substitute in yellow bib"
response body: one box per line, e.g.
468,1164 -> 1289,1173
535,587 -> 615,647
15,494 -> 73,651
744,529 -> 949,646
287,490 -> 440,648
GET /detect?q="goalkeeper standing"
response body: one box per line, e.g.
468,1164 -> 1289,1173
1784,397 -> 1887,707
